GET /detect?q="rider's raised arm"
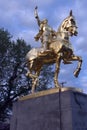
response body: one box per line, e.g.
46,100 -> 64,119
34,6 -> 41,26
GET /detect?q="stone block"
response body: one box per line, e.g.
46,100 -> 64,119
10,87 -> 87,130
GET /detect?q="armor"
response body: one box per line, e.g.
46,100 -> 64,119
34,6 -> 56,51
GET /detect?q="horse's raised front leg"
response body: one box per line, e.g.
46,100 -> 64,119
54,55 -> 61,88
71,55 -> 82,77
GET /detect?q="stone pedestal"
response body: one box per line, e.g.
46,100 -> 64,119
10,87 -> 87,130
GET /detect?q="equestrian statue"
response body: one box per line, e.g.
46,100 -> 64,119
26,6 -> 82,93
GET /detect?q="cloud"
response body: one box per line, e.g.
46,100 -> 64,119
27,0 -> 54,7
13,29 -> 41,47
0,0 -> 87,92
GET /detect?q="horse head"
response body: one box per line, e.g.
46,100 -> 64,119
58,10 -> 78,39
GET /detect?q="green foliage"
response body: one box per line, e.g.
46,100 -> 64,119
0,28 -> 31,121
0,28 -> 12,55
0,28 -> 54,121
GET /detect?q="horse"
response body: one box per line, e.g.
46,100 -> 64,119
26,10 -> 82,93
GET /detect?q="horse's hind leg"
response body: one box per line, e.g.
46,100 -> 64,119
54,55 -> 61,88
26,60 -> 37,78
31,70 -> 41,93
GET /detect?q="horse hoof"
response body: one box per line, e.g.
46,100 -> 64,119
74,68 -> 81,78
74,71 -> 78,77
26,72 -> 29,77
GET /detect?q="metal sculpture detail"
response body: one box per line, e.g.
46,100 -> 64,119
26,7 -> 82,93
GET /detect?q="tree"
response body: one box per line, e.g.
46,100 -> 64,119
0,28 -> 54,121
0,28 -> 31,121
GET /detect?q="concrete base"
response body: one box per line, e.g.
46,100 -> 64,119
10,87 -> 87,130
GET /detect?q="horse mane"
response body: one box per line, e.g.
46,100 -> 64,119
57,16 -> 69,32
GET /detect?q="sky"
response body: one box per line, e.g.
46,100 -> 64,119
0,0 -> 87,93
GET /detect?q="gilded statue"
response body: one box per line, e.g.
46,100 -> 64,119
26,7 -> 82,93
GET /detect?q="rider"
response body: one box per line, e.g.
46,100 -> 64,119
34,6 -> 56,52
